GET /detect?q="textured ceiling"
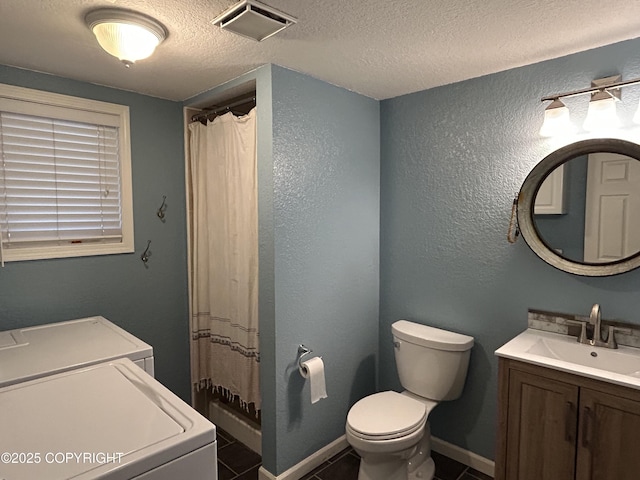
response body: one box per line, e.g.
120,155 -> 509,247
1,0 -> 640,102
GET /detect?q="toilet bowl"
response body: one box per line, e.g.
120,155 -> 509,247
345,320 -> 474,480
346,390 -> 438,480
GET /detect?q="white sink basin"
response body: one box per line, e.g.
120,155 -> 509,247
496,329 -> 640,389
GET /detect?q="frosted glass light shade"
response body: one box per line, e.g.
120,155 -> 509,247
633,99 -> 640,124
539,99 -> 576,137
584,95 -> 620,132
86,9 -> 167,65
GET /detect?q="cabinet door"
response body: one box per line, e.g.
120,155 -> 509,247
506,369 -> 578,480
576,388 -> 640,480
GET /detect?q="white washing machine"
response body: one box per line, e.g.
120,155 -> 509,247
0,316 -> 154,387
0,317 -> 217,479
0,358 -> 217,479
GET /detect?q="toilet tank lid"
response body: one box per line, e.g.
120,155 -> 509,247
392,320 -> 474,351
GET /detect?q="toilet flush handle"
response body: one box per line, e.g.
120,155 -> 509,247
393,340 -> 400,349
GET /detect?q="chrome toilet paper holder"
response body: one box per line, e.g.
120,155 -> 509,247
297,344 -> 312,370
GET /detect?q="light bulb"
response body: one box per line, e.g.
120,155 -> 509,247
584,92 -> 620,132
633,98 -> 640,124
539,99 -> 576,137
92,23 -> 162,64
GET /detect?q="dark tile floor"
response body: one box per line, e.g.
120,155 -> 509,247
216,429 -> 493,480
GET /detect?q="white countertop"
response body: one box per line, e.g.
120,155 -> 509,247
496,328 -> 640,390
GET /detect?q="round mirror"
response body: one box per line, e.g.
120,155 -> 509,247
517,138 -> 640,276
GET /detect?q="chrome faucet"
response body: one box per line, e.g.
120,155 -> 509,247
566,304 -> 630,349
589,304 -> 604,346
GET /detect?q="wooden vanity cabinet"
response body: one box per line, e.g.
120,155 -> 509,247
496,358 -> 640,480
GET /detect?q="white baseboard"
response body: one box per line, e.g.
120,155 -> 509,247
257,434 -> 494,479
258,435 -> 349,480
432,436 -> 495,477
208,400 -> 261,455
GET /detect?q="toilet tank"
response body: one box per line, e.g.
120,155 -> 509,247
392,320 -> 474,401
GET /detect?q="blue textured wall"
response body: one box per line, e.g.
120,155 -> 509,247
0,65 -> 190,401
379,37 -> 640,460
6,33 -> 640,472
270,66 -> 380,474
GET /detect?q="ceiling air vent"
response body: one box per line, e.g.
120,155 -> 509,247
212,0 -> 297,42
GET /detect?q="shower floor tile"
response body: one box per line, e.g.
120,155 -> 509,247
216,429 -> 493,480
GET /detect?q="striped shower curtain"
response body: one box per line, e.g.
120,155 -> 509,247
188,109 -> 259,411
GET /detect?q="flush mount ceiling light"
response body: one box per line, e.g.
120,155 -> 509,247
212,0 -> 297,42
539,75 -> 640,137
85,8 -> 167,67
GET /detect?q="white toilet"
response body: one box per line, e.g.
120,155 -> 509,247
346,320 -> 474,480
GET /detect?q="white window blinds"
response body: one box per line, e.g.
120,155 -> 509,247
0,83 -> 134,263
0,111 -> 123,247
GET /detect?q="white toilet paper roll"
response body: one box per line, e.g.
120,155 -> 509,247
299,356 -> 328,404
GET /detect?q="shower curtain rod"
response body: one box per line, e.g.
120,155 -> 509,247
191,96 -> 256,123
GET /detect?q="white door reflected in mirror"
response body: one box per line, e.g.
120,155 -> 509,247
584,153 -> 640,263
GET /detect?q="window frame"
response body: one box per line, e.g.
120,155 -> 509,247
0,83 -> 134,262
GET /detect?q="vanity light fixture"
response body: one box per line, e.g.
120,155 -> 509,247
539,98 -> 575,137
85,8 -> 167,67
583,77 -> 622,132
583,91 -> 620,131
539,75 -> 640,136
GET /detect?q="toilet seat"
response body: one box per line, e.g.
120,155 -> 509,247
347,391 -> 427,441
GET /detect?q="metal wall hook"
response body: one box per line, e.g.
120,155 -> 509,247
157,195 -> 167,221
141,240 -> 151,266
